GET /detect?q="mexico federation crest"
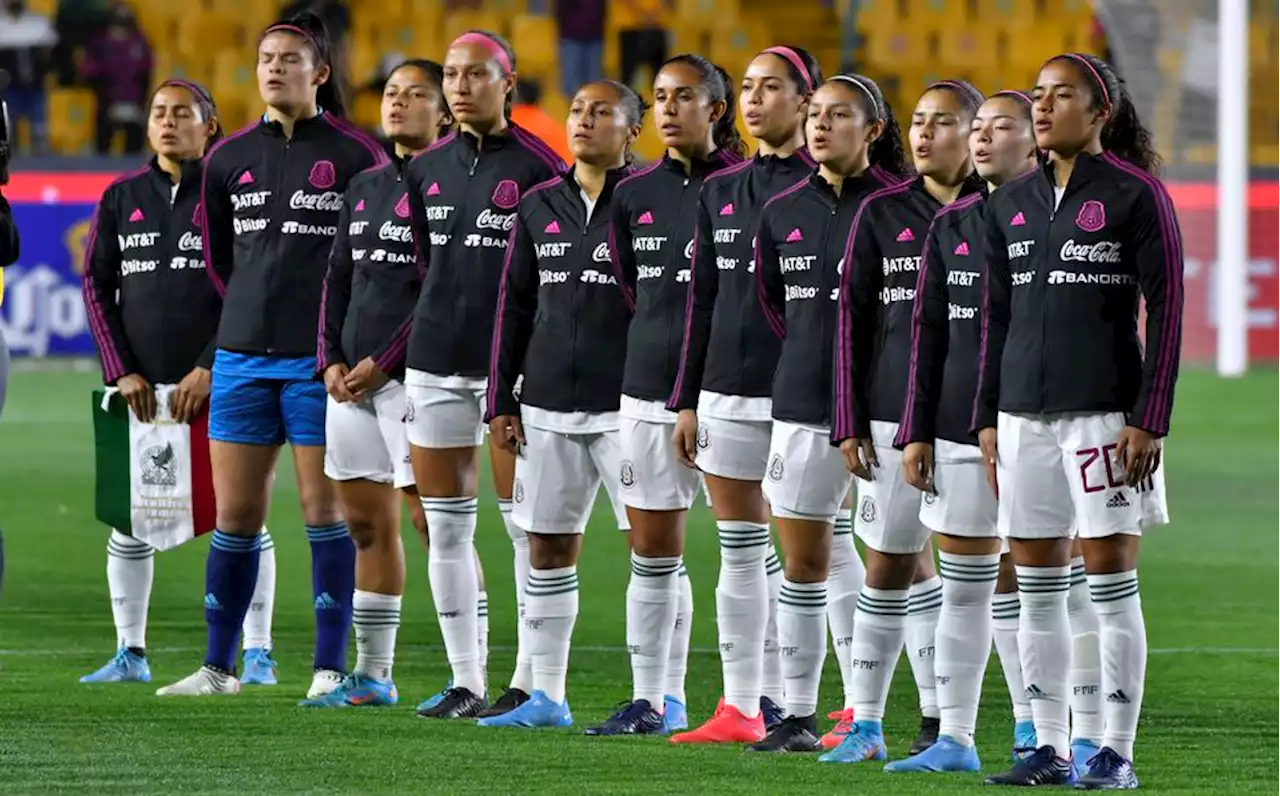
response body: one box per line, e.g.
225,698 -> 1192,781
620,460 -> 636,488
767,454 -> 784,482
858,495 -> 877,524
696,424 -> 710,451
141,443 -> 179,487
513,478 -> 525,504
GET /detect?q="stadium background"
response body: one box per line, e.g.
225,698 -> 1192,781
0,1 -> 1275,793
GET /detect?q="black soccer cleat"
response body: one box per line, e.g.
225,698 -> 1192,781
909,715 -> 941,756
476,687 -> 530,718
985,745 -> 1078,787
415,686 -> 486,719
584,699 -> 665,736
747,715 -> 823,753
1075,746 -> 1139,790
760,696 -> 786,731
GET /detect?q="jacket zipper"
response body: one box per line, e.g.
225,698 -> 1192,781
263,136 -> 291,354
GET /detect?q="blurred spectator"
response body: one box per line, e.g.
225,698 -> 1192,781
555,0 -> 605,100
82,2 -> 151,155
615,0 -> 670,90
0,0 -> 58,155
511,78 -> 571,164
52,0 -> 108,85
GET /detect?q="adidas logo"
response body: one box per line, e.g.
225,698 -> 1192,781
637,210 -> 654,225
314,592 -> 339,610
544,219 -> 561,234
426,181 -> 441,196
896,227 -> 914,243
719,202 -> 734,216
1025,683 -> 1046,700
785,227 -> 803,243
1106,492 -> 1130,508
203,593 -> 222,610
354,199 -> 365,212
1010,211 -> 1026,226
128,208 -> 145,223
953,240 -> 969,255
238,170 -> 255,186
1106,689 -> 1131,704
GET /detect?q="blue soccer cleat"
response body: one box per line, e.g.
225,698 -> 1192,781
476,689 -> 573,728
416,678 -> 453,713
817,720 -> 889,764
80,648 -> 151,683
1013,720 -> 1038,761
1072,739 -> 1102,779
584,699 -> 664,736
662,695 -> 688,733
984,745 -> 1077,786
1074,746 -> 1139,790
298,673 -> 398,708
240,647 -> 278,686
885,735 -> 981,773
760,696 -> 786,731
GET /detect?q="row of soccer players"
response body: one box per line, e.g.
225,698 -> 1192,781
82,9 -> 1182,790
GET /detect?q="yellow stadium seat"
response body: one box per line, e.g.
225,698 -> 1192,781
676,0 -> 740,29
214,95 -> 251,136
177,12 -> 242,57
24,0 -> 55,13
445,11 -> 505,45
510,14 -> 559,77
352,90 -> 383,132
851,0 -> 906,31
935,26 -> 999,73
864,31 -> 928,71
212,50 -> 256,98
348,35 -> 383,89
709,23 -> 770,80
905,0 -> 970,28
47,88 -> 97,155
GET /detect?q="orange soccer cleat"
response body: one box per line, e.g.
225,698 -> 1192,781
669,698 -> 766,744
821,708 -> 855,750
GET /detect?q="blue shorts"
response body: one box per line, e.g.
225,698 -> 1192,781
209,350 -> 327,447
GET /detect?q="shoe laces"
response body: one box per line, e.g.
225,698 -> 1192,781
110,649 -> 132,668
609,700 -> 653,725
1086,746 -> 1122,775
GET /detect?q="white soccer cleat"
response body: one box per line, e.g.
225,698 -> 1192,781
307,669 -> 344,699
155,666 -> 241,696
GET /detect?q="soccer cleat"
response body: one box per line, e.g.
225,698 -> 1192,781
584,699 -> 664,736
817,720 -> 888,763
909,715 -> 941,755
821,708 -> 854,750
760,696 -> 786,731
884,735 -> 982,773
476,689 -> 572,728
299,673 -> 398,708
669,699 -> 765,744
662,696 -> 688,733
747,715 -> 823,753
984,745 -> 1077,786
416,678 -> 453,713
306,669 -> 344,700
1074,746 -> 1139,790
80,648 -> 151,684
1013,720 -> 1038,761
240,647 -> 278,686
416,686 -> 486,719
1072,739 -> 1102,779
155,666 -> 240,696
476,686 -> 529,718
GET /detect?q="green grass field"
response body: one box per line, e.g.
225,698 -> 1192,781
0,364 -> 1275,795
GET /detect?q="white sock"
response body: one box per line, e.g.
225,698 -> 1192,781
762,543 -> 785,707
828,513 -> 864,710
851,586 -> 910,722
778,579 -> 827,719
353,590 -> 401,681
1068,556 -> 1103,744
421,496 -> 483,694
106,530 -> 153,650
1017,564 -> 1073,758
500,499 -> 533,694
716,521 -> 769,717
627,552 -> 681,707
992,592 -> 1033,723
242,529 -> 276,650
907,575 -> 943,719
935,552 -> 999,746
477,590 -> 490,689
1089,570 -> 1145,761
525,565 -> 579,704
666,564 -> 693,705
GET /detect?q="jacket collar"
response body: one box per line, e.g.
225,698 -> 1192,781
457,120 -> 530,154
1039,149 -> 1108,189
562,163 -> 634,205
259,109 -> 328,138
754,146 -> 815,169
146,155 -> 203,187
660,149 -> 734,180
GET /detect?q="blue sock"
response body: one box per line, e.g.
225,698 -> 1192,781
308,522 -> 355,672
204,531 -> 262,672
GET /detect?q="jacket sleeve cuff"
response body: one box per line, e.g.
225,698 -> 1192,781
1125,409 -> 1169,438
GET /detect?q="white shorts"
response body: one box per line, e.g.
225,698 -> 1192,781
762,421 -> 852,522
404,370 -> 487,449
619,415 -> 701,511
919,440 -> 998,538
694,415 -> 772,481
323,381 -> 415,488
854,421 -> 931,554
513,425 -> 630,535
996,411 -> 1145,541
1138,460 -> 1169,527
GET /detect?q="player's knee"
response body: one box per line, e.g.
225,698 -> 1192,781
215,496 -> 268,535
529,532 -> 578,569
783,547 -> 829,582
863,549 -> 916,589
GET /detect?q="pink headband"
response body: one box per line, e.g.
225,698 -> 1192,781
994,89 -> 1034,106
453,32 -> 512,74
262,23 -> 319,53
761,46 -> 814,90
1061,53 -> 1110,105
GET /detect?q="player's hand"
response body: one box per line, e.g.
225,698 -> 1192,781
117,373 -> 156,422
489,414 -> 525,456
672,410 -> 699,470
1115,426 -> 1160,487
344,356 -> 388,401
323,363 -> 356,403
978,427 -> 998,499
840,437 -> 878,481
170,367 -> 211,423
901,441 -> 935,494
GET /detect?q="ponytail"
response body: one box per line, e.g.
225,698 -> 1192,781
261,11 -> 347,117
1050,53 -> 1161,174
660,54 -> 748,159
829,74 -> 909,177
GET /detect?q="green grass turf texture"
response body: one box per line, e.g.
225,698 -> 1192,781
0,365 -> 1275,795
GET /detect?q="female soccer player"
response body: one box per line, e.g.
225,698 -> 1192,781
80,80 -> 278,686
823,79 -> 986,764
303,60 -> 455,707
157,12 -> 388,698
403,31 -> 565,720
665,44 -> 819,745
752,73 -> 905,753
978,53 -> 1181,789
601,53 -> 746,735
482,79 -> 641,730
888,89 -> 1040,772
